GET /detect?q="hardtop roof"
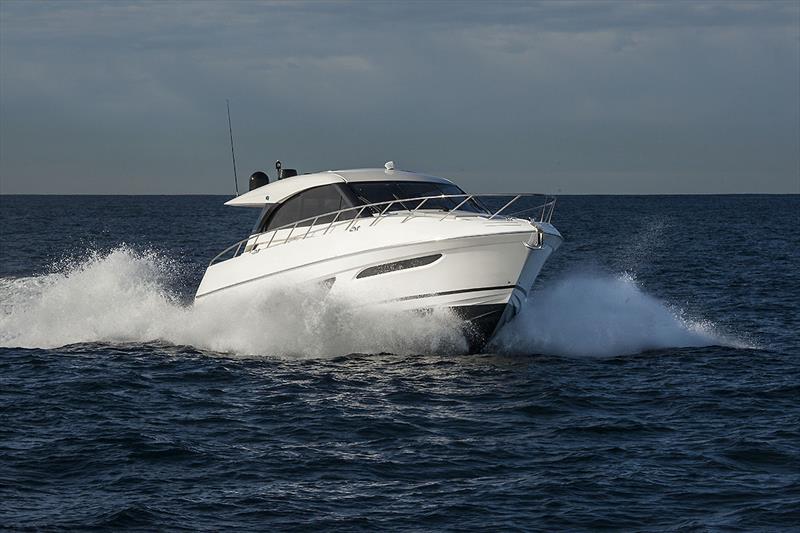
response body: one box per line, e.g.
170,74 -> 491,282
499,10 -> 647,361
225,168 -> 455,207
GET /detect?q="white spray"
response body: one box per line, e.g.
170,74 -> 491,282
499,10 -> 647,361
0,247 -> 466,356
0,246 -> 742,358
491,272 -> 738,357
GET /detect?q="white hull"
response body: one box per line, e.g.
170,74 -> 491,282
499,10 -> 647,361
196,213 -> 562,350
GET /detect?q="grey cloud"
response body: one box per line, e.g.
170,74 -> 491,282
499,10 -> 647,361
0,0 -> 798,194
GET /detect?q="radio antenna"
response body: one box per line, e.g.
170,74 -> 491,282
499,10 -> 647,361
226,99 -> 240,196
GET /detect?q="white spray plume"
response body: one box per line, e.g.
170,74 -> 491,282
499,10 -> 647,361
492,272 -> 744,357
0,247 -> 466,357
1,247 -> 745,358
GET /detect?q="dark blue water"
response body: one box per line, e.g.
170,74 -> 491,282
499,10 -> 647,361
1,195 -> 799,530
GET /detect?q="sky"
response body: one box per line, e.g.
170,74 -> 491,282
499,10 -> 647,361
0,0 -> 798,194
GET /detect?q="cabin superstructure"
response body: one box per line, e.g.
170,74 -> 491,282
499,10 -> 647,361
227,167 -> 480,238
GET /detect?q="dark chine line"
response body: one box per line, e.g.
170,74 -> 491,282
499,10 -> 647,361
392,284 -> 526,303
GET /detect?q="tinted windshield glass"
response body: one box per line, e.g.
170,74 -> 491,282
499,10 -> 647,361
264,184 -> 356,231
348,181 -> 484,213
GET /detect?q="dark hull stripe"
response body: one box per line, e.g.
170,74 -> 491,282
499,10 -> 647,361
392,284 -> 527,303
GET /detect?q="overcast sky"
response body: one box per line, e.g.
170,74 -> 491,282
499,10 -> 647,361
1,0 -> 798,194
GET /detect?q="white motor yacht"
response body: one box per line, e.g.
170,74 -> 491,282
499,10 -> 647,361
196,162 -> 562,352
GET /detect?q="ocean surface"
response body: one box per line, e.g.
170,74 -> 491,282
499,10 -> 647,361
1,194 -> 798,530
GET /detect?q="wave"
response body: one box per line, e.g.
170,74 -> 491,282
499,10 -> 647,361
0,247 -> 742,357
492,271 -> 744,357
0,247 -> 466,356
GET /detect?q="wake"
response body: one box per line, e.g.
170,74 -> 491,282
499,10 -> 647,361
0,248 -> 466,356
492,272 -> 742,357
0,247 -> 742,357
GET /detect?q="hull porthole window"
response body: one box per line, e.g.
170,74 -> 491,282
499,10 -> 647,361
356,254 -> 442,279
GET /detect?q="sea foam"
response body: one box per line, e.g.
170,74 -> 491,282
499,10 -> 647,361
0,247 -> 737,357
491,272 -> 735,357
0,247 -> 466,356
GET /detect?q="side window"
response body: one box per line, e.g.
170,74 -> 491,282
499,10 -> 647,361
266,185 -> 355,231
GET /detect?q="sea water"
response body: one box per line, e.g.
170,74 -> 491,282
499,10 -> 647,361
1,195 -> 798,529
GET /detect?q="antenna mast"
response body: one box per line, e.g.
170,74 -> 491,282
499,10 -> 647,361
226,99 -> 240,196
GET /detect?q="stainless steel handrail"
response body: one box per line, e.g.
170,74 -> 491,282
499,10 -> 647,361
209,193 -> 556,266
488,194 -> 521,220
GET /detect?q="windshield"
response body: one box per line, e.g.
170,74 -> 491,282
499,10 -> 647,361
348,181 -> 487,214
254,184 -> 358,233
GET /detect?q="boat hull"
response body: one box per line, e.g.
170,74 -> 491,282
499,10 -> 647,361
196,216 -> 561,353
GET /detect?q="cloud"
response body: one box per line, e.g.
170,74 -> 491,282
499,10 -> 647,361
1,0 -> 798,193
